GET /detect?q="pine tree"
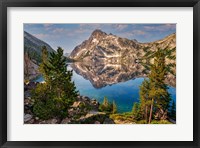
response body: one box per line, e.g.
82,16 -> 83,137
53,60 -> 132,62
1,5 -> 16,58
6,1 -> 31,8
45,47 -> 78,103
139,79 -> 151,122
132,102 -> 142,120
112,100 -> 117,114
102,97 -> 109,107
132,102 -> 139,114
39,46 -> 49,80
148,49 -> 171,123
137,49 -> 172,123
99,97 -> 112,112
32,46 -> 78,119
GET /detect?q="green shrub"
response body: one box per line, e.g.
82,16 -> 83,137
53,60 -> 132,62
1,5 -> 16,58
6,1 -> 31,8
151,120 -> 172,124
99,97 -> 112,113
132,102 -> 142,120
136,120 -> 147,124
33,98 -> 56,120
110,113 -> 134,122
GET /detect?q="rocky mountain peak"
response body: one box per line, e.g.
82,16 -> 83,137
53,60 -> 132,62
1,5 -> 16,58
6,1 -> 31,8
91,29 -> 107,38
133,39 -> 138,42
70,30 -> 176,65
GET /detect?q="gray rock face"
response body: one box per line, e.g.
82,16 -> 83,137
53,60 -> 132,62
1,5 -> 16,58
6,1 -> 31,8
70,30 -> 175,63
24,114 -> 33,122
70,29 -> 107,59
24,52 -> 39,79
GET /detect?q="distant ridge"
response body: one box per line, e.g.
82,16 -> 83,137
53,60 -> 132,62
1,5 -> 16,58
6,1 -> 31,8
24,31 -> 55,63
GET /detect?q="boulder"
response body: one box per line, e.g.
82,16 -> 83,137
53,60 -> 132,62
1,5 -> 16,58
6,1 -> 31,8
39,121 -> 47,124
26,119 -> 35,124
94,121 -> 101,124
24,98 -> 31,105
77,95 -> 81,99
72,101 -> 81,108
103,118 -> 115,124
46,118 -> 58,124
82,96 -> 90,101
85,111 -> 106,118
78,111 -> 106,123
61,118 -> 71,124
91,99 -> 98,105
68,108 -> 75,117
24,114 -> 33,122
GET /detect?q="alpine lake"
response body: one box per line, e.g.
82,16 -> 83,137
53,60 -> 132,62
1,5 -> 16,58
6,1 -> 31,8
34,62 -> 176,113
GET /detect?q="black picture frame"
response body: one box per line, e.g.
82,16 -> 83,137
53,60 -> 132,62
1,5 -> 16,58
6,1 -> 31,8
0,0 -> 200,148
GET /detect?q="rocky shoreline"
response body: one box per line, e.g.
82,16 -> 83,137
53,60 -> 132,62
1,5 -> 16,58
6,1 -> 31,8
24,82 -> 116,124
24,81 -> 173,124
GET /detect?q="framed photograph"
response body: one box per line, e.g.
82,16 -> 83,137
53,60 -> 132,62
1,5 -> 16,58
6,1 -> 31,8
0,0 -> 199,147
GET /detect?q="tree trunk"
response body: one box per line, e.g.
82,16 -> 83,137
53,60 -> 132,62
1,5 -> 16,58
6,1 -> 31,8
148,98 -> 154,124
145,105 -> 148,123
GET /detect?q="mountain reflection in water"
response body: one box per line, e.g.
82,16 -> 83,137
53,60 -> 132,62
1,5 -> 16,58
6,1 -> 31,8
70,61 -> 148,89
69,62 -> 176,113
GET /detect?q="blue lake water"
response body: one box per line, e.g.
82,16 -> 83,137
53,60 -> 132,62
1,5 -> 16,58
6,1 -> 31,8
34,66 -> 176,113
71,70 -> 176,113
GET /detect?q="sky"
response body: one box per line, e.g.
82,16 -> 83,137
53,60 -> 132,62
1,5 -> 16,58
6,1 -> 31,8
24,24 -> 176,54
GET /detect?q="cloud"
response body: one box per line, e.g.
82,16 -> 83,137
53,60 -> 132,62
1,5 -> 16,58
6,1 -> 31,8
79,24 -> 128,32
47,25 -> 91,37
112,24 -> 128,31
43,24 -> 55,31
52,28 -> 67,33
43,24 -> 53,27
33,33 -> 49,39
118,29 -> 147,39
164,24 -> 176,30
132,30 -> 146,35
79,24 -> 102,30
143,24 -> 176,32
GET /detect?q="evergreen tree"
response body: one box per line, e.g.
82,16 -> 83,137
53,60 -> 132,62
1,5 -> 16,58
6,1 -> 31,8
45,47 -> 78,104
99,97 -> 112,112
102,97 -> 109,107
112,100 -> 117,114
148,49 -> 171,123
39,46 -> 49,80
132,102 -> 139,114
32,46 -> 78,119
139,79 -> 151,122
137,49 -> 172,123
132,102 -> 142,120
